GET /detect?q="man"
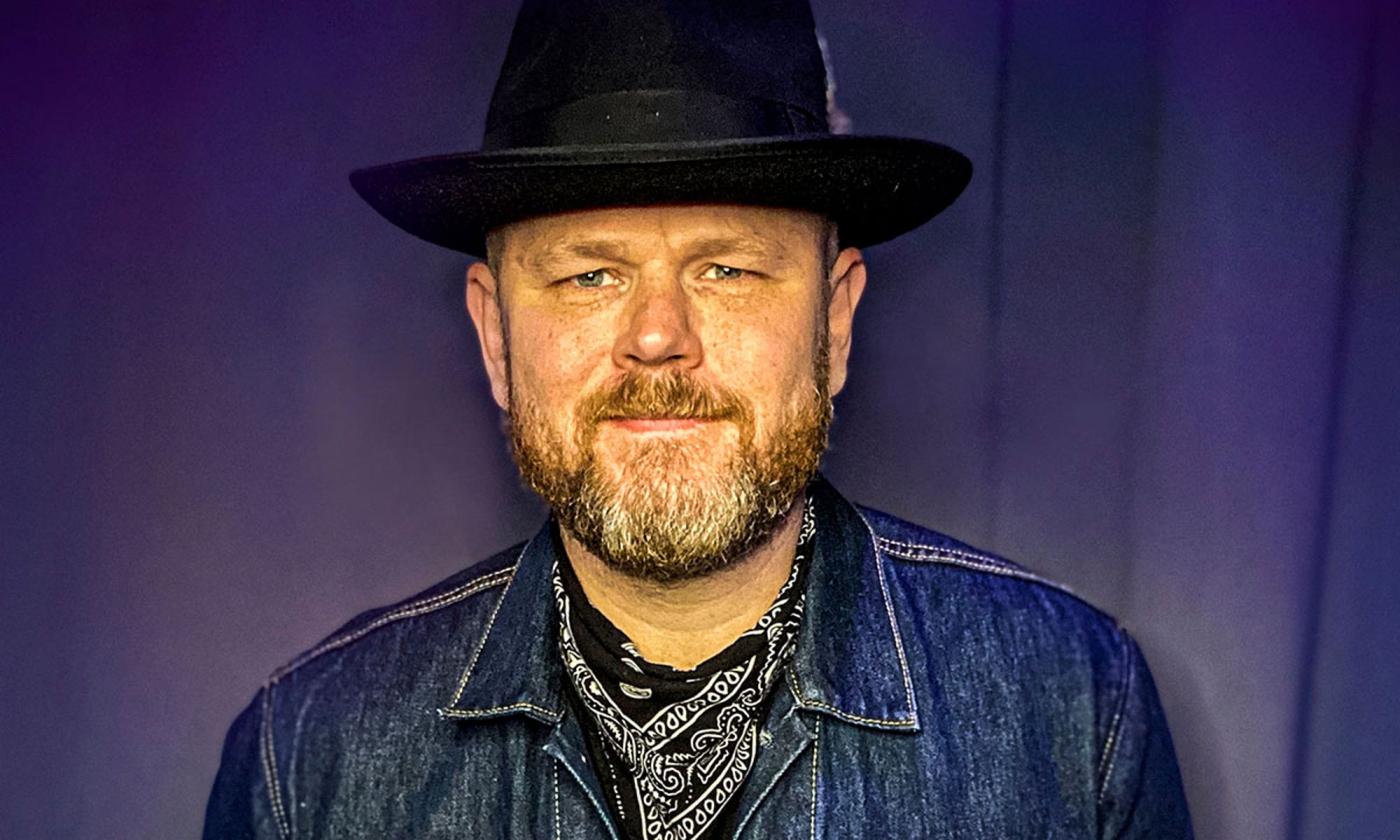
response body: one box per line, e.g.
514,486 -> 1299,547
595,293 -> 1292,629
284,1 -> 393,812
205,0 -> 1192,837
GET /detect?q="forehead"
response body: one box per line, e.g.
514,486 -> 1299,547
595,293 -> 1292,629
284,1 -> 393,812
490,204 -> 828,272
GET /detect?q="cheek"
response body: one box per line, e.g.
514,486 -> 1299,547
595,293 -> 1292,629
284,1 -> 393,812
507,310 -> 612,411
703,308 -> 821,419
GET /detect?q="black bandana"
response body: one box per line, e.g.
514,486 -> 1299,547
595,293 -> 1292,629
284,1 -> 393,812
552,500 -> 815,840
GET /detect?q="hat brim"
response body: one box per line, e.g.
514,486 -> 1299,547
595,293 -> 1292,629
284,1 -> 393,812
349,135 -> 971,257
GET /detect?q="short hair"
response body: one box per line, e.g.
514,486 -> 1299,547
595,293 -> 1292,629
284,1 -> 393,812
819,219 -> 840,269
484,227 -> 506,281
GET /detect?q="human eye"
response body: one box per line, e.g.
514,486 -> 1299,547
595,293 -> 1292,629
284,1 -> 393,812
564,268 -> 621,289
699,264 -> 751,281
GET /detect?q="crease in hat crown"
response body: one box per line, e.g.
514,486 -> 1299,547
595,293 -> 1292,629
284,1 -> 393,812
482,0 -> 832,148
349,0 -> 973,257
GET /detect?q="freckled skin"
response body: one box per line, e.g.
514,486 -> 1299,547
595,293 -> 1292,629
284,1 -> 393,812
463,203 -> 868,668
476,206 -> 836,470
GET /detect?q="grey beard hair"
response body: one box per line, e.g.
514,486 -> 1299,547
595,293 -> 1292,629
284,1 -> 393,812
555,434 -> 781,581
506,322 -> 832,584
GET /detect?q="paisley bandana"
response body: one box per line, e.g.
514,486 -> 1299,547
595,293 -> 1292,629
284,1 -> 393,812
553,499 -> 815,840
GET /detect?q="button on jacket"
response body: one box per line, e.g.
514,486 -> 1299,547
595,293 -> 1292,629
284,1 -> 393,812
204,476 -> 1193,838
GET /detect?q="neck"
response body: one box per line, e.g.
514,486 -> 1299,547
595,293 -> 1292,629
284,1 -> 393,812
560,499 -> 805,670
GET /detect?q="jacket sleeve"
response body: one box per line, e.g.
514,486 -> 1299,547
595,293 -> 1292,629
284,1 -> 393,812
1096,631 -> 1194,839
203,688 -> 285,840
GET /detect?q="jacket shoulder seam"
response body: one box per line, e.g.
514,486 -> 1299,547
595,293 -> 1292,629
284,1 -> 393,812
876,535 -> 1075,594
258,685 -> 293,839
268,564 -> 516,683
1095,627 -> 1136,803
868,526 -> 1115,625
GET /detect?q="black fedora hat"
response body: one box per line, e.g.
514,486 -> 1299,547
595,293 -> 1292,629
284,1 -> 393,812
350,0 -> 972,258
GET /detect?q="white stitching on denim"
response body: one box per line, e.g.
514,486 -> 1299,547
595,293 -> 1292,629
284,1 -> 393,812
784,664 -> 916,728
270,566 -> 515,682
447,542 -> 532,707
879,543 -> 1038,577
808,718 -> 821,839
554,752 -> 624,840
876,534 -> 1024,571
869,533 -> 995,556
876,526 -> 1132,804
731,718 -> 817,839
874,538 -> 1083,601
1096,631 -> 1134,804
855,509 -> 921,726
259,686 -> 292,840
796,696 -> 918,728
553,763 -> 561,840
786,670 -> 805,710
876,541 -> 1020,576
437,701 -> 562,722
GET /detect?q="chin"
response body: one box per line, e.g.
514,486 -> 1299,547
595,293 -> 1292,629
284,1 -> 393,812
596,433 -> 735,481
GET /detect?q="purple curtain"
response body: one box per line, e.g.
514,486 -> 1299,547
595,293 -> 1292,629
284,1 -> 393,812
3,1 -> 1395,837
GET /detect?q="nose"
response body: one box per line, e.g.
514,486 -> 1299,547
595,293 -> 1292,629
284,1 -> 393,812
611,276 -> 703,371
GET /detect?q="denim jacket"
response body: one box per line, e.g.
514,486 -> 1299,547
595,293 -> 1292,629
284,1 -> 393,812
205,476 -> 1192,838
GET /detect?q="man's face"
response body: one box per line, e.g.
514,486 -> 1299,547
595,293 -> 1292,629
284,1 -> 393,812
466,204 -> 865,582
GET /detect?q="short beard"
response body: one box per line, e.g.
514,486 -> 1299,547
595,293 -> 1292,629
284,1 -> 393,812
507,335 -> 832,584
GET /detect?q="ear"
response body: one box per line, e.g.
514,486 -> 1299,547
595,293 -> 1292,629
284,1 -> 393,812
824,247 -> 867,397
465,261 -> 511,410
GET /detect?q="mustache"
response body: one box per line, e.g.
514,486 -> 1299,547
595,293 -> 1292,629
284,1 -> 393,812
577,371 -> 752,425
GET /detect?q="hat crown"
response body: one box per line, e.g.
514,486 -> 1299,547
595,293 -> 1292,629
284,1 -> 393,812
349,0 -> 972,256
483,0 -> 832,149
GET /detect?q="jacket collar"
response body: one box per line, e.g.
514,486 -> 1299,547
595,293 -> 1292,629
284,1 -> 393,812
438,474 -> 921,733
437,520 -> 568,725
786,476 -> 921,730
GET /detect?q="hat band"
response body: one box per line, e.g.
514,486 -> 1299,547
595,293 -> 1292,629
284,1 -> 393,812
482,89 -> 828,150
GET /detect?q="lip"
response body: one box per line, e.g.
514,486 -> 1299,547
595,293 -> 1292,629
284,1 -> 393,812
605,418 -> 709,433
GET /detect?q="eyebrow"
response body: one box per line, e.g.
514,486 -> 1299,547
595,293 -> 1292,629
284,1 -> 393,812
526,239 -> 630,274
686,236 -> 792,265
524,235 -> 794,276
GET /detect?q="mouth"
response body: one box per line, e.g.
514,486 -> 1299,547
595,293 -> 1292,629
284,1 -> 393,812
603,417 -> 713,433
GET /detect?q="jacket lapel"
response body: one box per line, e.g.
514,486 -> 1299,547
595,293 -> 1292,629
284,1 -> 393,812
731,476 -> 927,834
787,476 -> 922,732
437,523 -> 568,724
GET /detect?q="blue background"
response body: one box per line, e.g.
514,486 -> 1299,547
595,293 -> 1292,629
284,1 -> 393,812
2,1 -> 1396,837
